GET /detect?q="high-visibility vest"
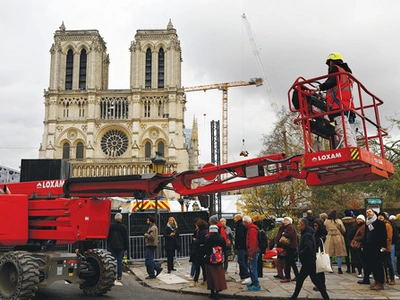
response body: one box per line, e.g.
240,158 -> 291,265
326,65 -> 354,111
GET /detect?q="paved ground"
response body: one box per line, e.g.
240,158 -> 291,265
129,259 -> 400,299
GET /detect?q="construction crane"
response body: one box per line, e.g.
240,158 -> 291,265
184,77 -> 263,165
242,13 -> 278,113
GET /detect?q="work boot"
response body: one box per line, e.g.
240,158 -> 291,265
389,280 -> 395,285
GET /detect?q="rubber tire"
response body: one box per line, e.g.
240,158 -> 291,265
0,251 -> 40,300
79,248 -> 116,296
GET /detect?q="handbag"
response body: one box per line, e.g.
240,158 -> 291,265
350,239 -> 361,249
316,239 -> 333,273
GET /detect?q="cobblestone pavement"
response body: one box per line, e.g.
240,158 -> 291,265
129,259 -> 400,299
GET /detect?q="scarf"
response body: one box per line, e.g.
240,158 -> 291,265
366,214 -> 377,231
167,223 -> 176,231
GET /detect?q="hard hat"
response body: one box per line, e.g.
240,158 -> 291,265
326,52 -> 343,64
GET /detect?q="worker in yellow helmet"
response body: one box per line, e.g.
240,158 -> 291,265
311,52 -> 357,147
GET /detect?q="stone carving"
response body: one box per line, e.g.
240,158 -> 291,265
67,129 -> 78,140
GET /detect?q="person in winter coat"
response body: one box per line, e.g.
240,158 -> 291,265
220,218 -> 233,272
271,218 -> 286,279
242,216 -> 262,291
204,225 -> 227,299
349,215 -> 366,279
252,215 -> 266,278
363,208 -> 387,290
189,218 -> 208,287
342,210 -> 356,273
313,218 -> 328,292
289,218 -> 330,300
377,212 -> 395,285
234,214 -> 250,283
393,214 -> 400,277
144,215 -> 163,279
324,209 -> 347,274
311,52 -> 356,147
107,213 -> 129,281
164,217 -> 180,273
281,217 -> 299,283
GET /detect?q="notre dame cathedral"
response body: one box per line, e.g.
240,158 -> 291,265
39,20 -> 199,178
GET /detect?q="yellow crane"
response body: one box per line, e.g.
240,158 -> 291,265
184,77 -> 263,165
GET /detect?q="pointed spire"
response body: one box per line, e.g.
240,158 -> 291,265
167,19 -> 174,30
59,21 -> 66,31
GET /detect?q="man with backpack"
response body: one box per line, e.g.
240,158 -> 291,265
243,216 -> 261,291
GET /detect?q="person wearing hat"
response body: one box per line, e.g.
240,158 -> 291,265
107,213 -> 129,281
363,208 -> 387,290
311,52 -> 356,147
377,212 -> 395,285
349,215 -> 366,280
281,216 -> 299,283
204,225 -> 227,299
271,217 -> 286,279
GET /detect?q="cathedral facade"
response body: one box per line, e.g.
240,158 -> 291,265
39,20 -> 198,178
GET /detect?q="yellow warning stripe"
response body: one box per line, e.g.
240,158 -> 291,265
351,148 -> 360,160
132,200 -> 170,211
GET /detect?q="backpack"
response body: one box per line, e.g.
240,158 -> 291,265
209,246 -> 224,264
258,229 -> 268,254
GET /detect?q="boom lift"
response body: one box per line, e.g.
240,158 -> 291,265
0,73 -> 394,299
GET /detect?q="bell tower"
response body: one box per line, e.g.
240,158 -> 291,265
39,21 -> 197,177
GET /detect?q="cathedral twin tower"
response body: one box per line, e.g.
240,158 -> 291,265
39,20 -> 198,178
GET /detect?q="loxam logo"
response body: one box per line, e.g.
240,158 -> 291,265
36,180 -> 65,189
311,152 -> 342,162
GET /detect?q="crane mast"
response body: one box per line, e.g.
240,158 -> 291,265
184,78 -> 262,164
242,13 -> 278,112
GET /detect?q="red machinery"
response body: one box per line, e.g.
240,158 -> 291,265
0,73 -> 394,299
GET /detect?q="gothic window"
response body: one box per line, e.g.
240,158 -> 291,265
63,102 -> 69,118
76,142 -> 84,160
144,99 -> 150,118
63,142 -> 70,159
157,100 -> 164,117
78,101 -> 85,117
101,129 -> 128,157
145,48 -> 152,88
79,49 -> 87,89
158,48 -> 164,88
157,141 -> 165,156
100,97 -> 129,120
65,49 -> 73,90
145,141 -> 151,158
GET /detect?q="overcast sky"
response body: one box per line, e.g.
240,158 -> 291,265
0,0 -> 399,170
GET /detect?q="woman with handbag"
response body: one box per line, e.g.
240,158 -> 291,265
280,217 -> 299,283
313,218 -> 327,291
349,215 -> 366,278
289,218 -> 330,300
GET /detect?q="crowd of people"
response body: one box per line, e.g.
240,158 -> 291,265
268,208 -> 400,296
102,208 -> 400,299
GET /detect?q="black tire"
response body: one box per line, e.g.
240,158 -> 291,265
0,251 -> 39,300
79,249 -> 116,296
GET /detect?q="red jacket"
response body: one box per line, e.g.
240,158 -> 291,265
325,65 -> 353,112
246,223 -> 260,258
